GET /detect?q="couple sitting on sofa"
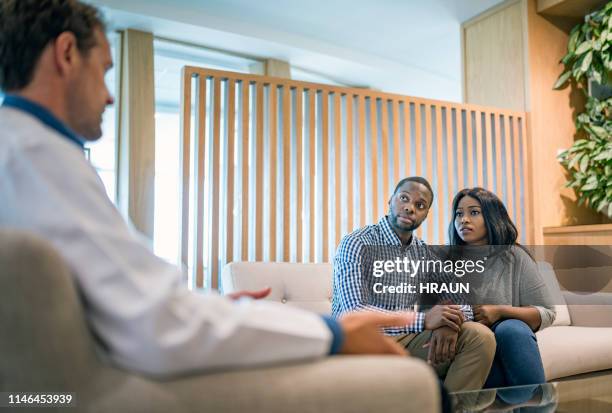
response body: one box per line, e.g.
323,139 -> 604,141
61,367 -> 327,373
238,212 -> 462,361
332,177 -> 556,392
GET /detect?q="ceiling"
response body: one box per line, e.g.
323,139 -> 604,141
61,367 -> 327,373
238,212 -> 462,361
92,0 -> 505,101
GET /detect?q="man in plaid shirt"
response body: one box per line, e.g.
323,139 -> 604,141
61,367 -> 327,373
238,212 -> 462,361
332,177 -> 496,391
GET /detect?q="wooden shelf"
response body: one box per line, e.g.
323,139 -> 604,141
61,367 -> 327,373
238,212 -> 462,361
537,0 -> 608,18
543,224 -> 612,245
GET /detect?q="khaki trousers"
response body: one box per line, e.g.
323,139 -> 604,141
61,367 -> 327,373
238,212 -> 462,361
396,321 -> 496,392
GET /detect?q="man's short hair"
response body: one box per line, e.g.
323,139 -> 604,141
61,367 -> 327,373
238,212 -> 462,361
392,176 -> 434,204
0,0 -> 106,92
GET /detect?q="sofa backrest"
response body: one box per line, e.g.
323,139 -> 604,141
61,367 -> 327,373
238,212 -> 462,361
0,229 -> 102,391
221,262 -> 333,314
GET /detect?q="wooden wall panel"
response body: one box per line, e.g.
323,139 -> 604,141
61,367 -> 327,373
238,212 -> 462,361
180,67 -> 529,288
463,0 -> 526,111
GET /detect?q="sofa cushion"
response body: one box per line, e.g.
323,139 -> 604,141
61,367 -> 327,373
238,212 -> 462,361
537,326 -> 612,380
222,262 -> 333,314
536,262 -> 571,326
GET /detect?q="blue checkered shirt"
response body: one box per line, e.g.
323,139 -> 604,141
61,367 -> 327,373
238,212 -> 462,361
332,216 -> 473,335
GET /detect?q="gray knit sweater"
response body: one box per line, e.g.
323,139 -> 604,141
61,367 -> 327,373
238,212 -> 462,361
469,246 -> 556,331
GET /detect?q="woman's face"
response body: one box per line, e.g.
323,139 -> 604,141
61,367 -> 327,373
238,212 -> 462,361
454,195 -> 488,245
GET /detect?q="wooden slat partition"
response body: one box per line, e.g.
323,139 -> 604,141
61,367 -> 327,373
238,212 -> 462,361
179,66 -> 531,289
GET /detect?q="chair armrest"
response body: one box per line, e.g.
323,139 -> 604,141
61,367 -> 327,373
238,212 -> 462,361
563,291 -> 612,327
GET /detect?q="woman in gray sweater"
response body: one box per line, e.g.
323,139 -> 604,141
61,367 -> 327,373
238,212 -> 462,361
449,187 -> 555,388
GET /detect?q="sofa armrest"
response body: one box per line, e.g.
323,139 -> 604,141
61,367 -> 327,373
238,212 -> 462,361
168,356 -> 441,413
563,291 -> 612,327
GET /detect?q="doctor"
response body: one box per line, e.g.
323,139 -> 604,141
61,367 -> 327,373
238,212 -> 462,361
0,0 -> 413,376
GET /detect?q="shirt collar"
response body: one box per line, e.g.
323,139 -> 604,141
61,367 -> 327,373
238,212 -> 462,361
379,215 -> 421,246
2,94 -> 85,149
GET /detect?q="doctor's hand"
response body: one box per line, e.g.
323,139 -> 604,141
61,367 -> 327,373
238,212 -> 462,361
424,305 -> 464,332
226,287 -> 272,301
338,311 -> 414,356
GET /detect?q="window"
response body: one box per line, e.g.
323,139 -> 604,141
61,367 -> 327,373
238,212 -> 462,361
85,32 -> 120,204
153,38 -> 258,274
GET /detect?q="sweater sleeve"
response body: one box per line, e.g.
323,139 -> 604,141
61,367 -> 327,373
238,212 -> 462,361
515,247 -> 556,330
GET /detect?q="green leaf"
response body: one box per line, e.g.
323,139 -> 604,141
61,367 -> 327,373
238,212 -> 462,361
608,203 -> 612,219
568,153 -> 582,170
597,200 -> 608,212
592,69 -> 603,84
575,40 -> 592,55
553,71 -> 572,89
582,181 -> 598,191
568,27 -> 581,52
590,125 -> 609,138
594,150 -> 611,161
581,51 -> 594,72
580,155 -> 589,172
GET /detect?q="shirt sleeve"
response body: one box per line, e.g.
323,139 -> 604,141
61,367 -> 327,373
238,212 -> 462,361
516,247 -> 557,330
332,235 -> 423,334
1,136 -> 335,377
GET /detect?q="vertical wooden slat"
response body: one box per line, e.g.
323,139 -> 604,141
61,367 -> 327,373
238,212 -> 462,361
520,116 -> 534,244
225,80 -> 235,265
457,109 -> 466,190
425,104 -> 434,243
512,117 -> 521,230
370,98 -> 379,222
240,81 -> 249,261
321,91 -> 330,262
503,115 -> 515,217
414,102 -> 424,240
210,77 -> 221,289
434,105 -> 445,244
334,93 -> 342,247
414,102 -> 423,176
466,110 -> 474,187
380,99 -> 390,199
194,77 -> 206,288
282,86 -> 291,261
346,95 -> 354,232
269,84 -> 277,261
446,106 -> 456,198
309,89 -> 316,262
494,113 -> 503,195
358,95 -> 367,227
255,83 -> 264,261
392,100 -> 401,184
404,101 -> 412,177
475,111 -> 484,186
295,87 -> 303,262
485,112 -> 494,191
179,69 -> 192,278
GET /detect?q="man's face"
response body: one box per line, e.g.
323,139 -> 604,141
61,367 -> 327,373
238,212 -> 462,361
67,28 -> 114,141
388,181 -> 432,234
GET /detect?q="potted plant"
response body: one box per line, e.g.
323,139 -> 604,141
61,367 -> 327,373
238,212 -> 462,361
554,1 -> 612,219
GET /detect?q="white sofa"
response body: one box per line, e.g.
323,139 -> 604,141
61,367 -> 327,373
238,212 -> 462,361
222,261 -> 612,382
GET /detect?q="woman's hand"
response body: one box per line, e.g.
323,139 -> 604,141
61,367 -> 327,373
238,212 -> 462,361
473,305 -> 503,327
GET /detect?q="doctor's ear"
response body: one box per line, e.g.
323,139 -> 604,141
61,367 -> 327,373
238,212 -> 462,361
53,31 -> 80,76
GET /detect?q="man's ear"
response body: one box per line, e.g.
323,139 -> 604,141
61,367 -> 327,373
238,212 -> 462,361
53,31 -> 80,77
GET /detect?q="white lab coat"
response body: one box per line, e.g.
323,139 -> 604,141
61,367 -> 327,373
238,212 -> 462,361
0,106 -> 332,376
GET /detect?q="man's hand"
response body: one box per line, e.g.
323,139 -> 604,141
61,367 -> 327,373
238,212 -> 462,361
424,326 -> 459,366
226,287 -> 272,301
473,305 -> 502,327
339,311 -> 415,356
424,305 -> 464,332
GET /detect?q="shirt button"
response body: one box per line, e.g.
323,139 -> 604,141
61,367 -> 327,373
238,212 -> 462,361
281,298 -> 287,304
